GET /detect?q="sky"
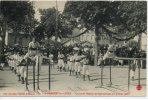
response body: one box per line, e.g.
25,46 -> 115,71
33,0 -> 66,21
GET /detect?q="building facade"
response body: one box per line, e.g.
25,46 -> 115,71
5,32 -> 31,47
64,28 -> 112,46
133,32 -> 147,51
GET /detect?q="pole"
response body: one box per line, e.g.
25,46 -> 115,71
55,0 -> 58,41
37,56 -> 40,90
138,60 -> 141,85
48,60 -> 51,90
128,60 -> 130,91
100,58 -> 104,87
33,61 -> 35,91
94,27 -> 99,66
26,59 -> 29,91
109,58 -> 112,87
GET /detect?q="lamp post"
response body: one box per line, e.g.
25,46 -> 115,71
55,0 -> 58,41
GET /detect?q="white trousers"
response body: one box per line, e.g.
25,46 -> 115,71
69,62 -> 75,71
58,59 -> 65,68
82,65 -> 89,75
10,60 -> 13,68
0,63 -> 5,68
34,56 -> 42,73
130,60 -> 137,78
119,60 -> 123,65
66,61 -> 70,69
20,66 -> 26,78
13,60 -> 17,70
75,62 -> 82,72
16,66 -> 21,75
130,70 -> 135,78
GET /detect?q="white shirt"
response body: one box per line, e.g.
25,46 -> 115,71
29,41 -> 40,49
82,57 -> 89,65
75,55 -> 81,61
70,55 -> 74,62
103,44 -> 115,60
58,54 -> 64,59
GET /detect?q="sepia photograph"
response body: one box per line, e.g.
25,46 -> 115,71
0,0 -> 147,97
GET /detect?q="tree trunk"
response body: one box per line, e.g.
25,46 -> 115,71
138,34 -> 142,50
0,43 -> 2,55
94,25 -> 99,66
5,30 -> 8,46
1,36 -> 5,55
1,19 -> 7,55
14,32 -> 17,44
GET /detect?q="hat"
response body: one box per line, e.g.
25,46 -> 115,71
73,47 -> 79,50
84,47 -> 89,52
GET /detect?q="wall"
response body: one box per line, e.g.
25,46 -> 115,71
7,33 -> 31,47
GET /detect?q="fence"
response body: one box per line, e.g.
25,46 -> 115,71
24,56 -> 146,92
99,57 -> 146,91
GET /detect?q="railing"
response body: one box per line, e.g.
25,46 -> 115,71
8,55 -> 146,92
99,57 -> 146,91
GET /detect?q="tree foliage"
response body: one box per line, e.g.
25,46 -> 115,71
64,1 -> 147,41
0,1 -> 37,34
64,1 -> 147,66
36,7 -> 73,39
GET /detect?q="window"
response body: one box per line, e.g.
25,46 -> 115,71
83,36 -> 85,41
91,35 -> 94,40
86,35 -> 89,41
80,35 -> 82,41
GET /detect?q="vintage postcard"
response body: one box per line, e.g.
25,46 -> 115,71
0,0 -> 147,97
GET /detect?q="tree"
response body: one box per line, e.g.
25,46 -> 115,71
35,7 -> 75,59
37,7 -> 73,39
63,1 -> 147,66
0,1 -> 37,44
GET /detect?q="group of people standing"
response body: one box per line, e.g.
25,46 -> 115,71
2,37 -> 43,85
97,42 -> 146,81
0,37 -> 146,87
7,51 -> 27,84
57,49 -> 91,81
